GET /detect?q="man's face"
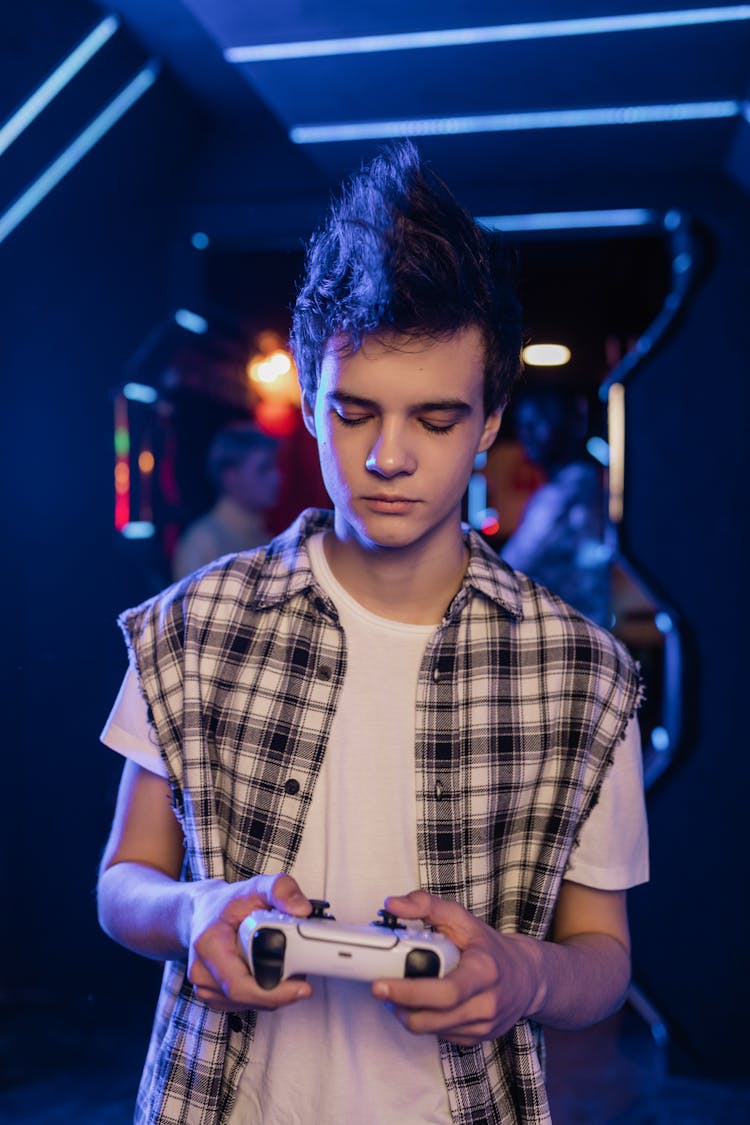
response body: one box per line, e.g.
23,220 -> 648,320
225,447 -> 280,512
302,328 -> 501,555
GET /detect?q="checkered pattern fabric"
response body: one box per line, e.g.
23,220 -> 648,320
119,509 -> 641,1125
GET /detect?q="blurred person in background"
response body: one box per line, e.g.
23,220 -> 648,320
501,384 -> 611,627
172,422 -> 281,579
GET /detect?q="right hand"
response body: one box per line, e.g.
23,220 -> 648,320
187,872 -> 313,1012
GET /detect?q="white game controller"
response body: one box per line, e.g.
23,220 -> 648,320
237,900 -> 461,989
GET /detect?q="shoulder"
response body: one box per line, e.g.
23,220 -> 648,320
120,508 -> 333,647
470,530 -> 639,694
171,515 -> 224,578
519,567 -> 634,671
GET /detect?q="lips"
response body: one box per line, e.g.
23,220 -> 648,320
362,494 -> 420,514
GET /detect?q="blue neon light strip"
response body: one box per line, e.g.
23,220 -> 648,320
0,63 -> 160,247
122,521 -> 156,539
174,308 -> 209,335
586,436 -> 611,466
290,100 -> 740,144
226,6 -> 750,62
479,208 -> 657,232
0,16 -> 120,158
123,382 -> 159,404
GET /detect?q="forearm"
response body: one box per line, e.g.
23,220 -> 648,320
97,861 -> 206,962
523,931 -> 631,1030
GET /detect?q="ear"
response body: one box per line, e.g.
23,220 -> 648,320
477,409 -> 502,454
301,392 -> 317,438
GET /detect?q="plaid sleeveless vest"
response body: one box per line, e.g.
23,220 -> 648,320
119,509 -> 641,1124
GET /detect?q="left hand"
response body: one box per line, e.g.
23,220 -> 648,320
371,890 -> 543,1046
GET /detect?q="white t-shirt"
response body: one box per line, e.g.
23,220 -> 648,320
102,533 -> 648,1123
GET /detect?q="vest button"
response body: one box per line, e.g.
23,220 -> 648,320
284,778 -> 301,795
317,665 -> 332,681
432,668 -> 441,682
229,1014 -> 243,1033
434,780 -> 447,800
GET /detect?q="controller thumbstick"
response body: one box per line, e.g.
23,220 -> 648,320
309,899 -> 334,919
375,909 -> 405,930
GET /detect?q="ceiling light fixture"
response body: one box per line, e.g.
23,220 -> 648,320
0,15 -> 120,158
522,344 -> 572,366
226,6 -> 750,62
290,100 -> 740,144
479,209 -> 657,232
0,62 -> 160,247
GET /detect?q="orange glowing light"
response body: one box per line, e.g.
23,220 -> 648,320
138,449 -> 155,473
247,333 -> 300,407
115,462 -> 130,491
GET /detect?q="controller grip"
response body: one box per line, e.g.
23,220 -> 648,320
251,928 -> 286,990
404,949 -> 441,978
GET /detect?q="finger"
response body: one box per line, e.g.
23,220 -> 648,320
384,988 -> 501,1040
267,872 -> 312,916
218,874 -> 309,929
382,889 -> 436,920
193,974 -> 313,1012
386,1000 -> 491,1045
373,945 -> 497,1010
191,945 -> 313,1011
383,891 -> 477,947
372,966 -> 472,1012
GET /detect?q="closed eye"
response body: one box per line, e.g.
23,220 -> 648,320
334,410 -> 371,426
420,419 -> 458,435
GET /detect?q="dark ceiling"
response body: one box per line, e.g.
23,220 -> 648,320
91,0 -> 750,248
4,2 -> 748,391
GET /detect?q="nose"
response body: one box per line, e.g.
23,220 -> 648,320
365,420 -> 416,478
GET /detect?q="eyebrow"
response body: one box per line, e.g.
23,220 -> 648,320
327,390 -> 473,415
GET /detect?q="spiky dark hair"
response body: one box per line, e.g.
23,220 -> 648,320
290,140 -> 521,415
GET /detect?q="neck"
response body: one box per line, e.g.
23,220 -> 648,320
323,529 -> 468,625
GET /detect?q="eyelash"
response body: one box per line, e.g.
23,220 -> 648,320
335,413 -> 456,435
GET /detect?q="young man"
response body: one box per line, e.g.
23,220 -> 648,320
98,142 -> 647,1124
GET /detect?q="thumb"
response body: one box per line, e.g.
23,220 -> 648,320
383,889 -> 440,922
267,872 -> 312,917
384,890 -> 476,947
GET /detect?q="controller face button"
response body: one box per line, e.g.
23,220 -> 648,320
252,928 -> 287,990
404,949 -> 441,978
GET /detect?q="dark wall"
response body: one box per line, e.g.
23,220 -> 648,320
2,64 -> 205,1013
623,177 -> 749,1078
